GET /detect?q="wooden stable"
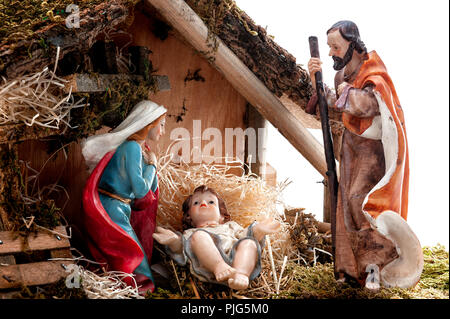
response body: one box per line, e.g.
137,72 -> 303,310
10,9 -> 251,250
0,0 -> 333,290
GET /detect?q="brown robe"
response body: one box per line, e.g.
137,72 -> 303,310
309,54 -> 401,284
330,83 -> 398,283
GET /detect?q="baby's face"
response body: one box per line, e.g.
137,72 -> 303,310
189,191 -> 222,228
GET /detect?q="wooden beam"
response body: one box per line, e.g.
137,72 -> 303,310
0,260 -> 72,289
145,0 -> 327,176
0,226 -> 70,255
63,74 -> 171,93
50,248 -> 73,259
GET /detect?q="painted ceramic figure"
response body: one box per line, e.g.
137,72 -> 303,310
307,21 -> 422,288
82,100 -> 167,293
153,185 -> 280,290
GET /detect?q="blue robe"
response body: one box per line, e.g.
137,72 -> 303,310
98,140 -> 157,281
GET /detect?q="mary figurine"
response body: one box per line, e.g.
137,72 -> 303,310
81,100 -> 167,293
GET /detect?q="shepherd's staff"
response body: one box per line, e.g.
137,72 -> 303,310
308,36 -> 339,278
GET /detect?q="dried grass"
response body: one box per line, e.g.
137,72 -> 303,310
78,266 -> 144,299
280,245 -> 449,299
0,47 -> 86,129
156,149 -> 290,228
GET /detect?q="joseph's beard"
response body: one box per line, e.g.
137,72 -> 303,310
332,43 -> 355,70
332,56 -> 346,70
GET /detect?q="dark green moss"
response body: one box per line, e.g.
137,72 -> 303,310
0,145 -> 61,234
66,74 -> 159,142
0,0 -> 140,49
14,278 -> 87,299
145,287 -> 181,299
281,246 -> 449,299
419,245 -> 449,291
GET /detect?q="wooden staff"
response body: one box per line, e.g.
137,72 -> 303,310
308,36 -> 338,276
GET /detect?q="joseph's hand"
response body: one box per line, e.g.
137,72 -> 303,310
337,81 -> 350,96
308,57 -> 323,91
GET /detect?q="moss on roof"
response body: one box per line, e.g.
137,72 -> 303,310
0,0 -> 136,78
185,0 -> 313,108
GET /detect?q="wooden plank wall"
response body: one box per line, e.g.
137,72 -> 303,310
128,9 -> 248,158
17,141 -> 89,251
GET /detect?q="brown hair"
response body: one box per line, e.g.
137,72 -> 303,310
326,20 -> 367,54
127,114 -> 166,141
181,185 -> 230,230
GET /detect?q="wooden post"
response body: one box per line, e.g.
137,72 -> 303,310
129,46 -> 152,78
245,104 -> 268,178
89,41 -> 119,74
145,0 -> 327,177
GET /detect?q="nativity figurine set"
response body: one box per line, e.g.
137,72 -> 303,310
80,20 -> 423,295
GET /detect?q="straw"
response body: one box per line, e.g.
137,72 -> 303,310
0,47 -> 86,129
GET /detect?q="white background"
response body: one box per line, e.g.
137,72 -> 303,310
236,0 -> 449,249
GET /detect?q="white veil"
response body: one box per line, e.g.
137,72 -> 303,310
81,100 -> 167,172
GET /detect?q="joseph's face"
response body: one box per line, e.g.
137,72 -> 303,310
327,29 -> 350,59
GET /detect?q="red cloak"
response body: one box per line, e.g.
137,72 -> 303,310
82,151 -> 159,291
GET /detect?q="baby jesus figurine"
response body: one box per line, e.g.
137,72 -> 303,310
153,185 -> 280,290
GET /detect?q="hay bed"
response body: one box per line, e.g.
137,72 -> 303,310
0,47 -> 86,130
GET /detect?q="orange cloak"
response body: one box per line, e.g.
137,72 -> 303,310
340,51 -> 409,221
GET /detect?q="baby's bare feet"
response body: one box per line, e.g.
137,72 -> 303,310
214,263 -> 236,282
228,272 -> 249,290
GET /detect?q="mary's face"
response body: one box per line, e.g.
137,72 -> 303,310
147,118 -> 166,141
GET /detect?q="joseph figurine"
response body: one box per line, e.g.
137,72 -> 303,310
307,21 -> 422,288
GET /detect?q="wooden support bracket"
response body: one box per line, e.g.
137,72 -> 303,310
0,226 -> 74,290
63,73 -> 171,93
